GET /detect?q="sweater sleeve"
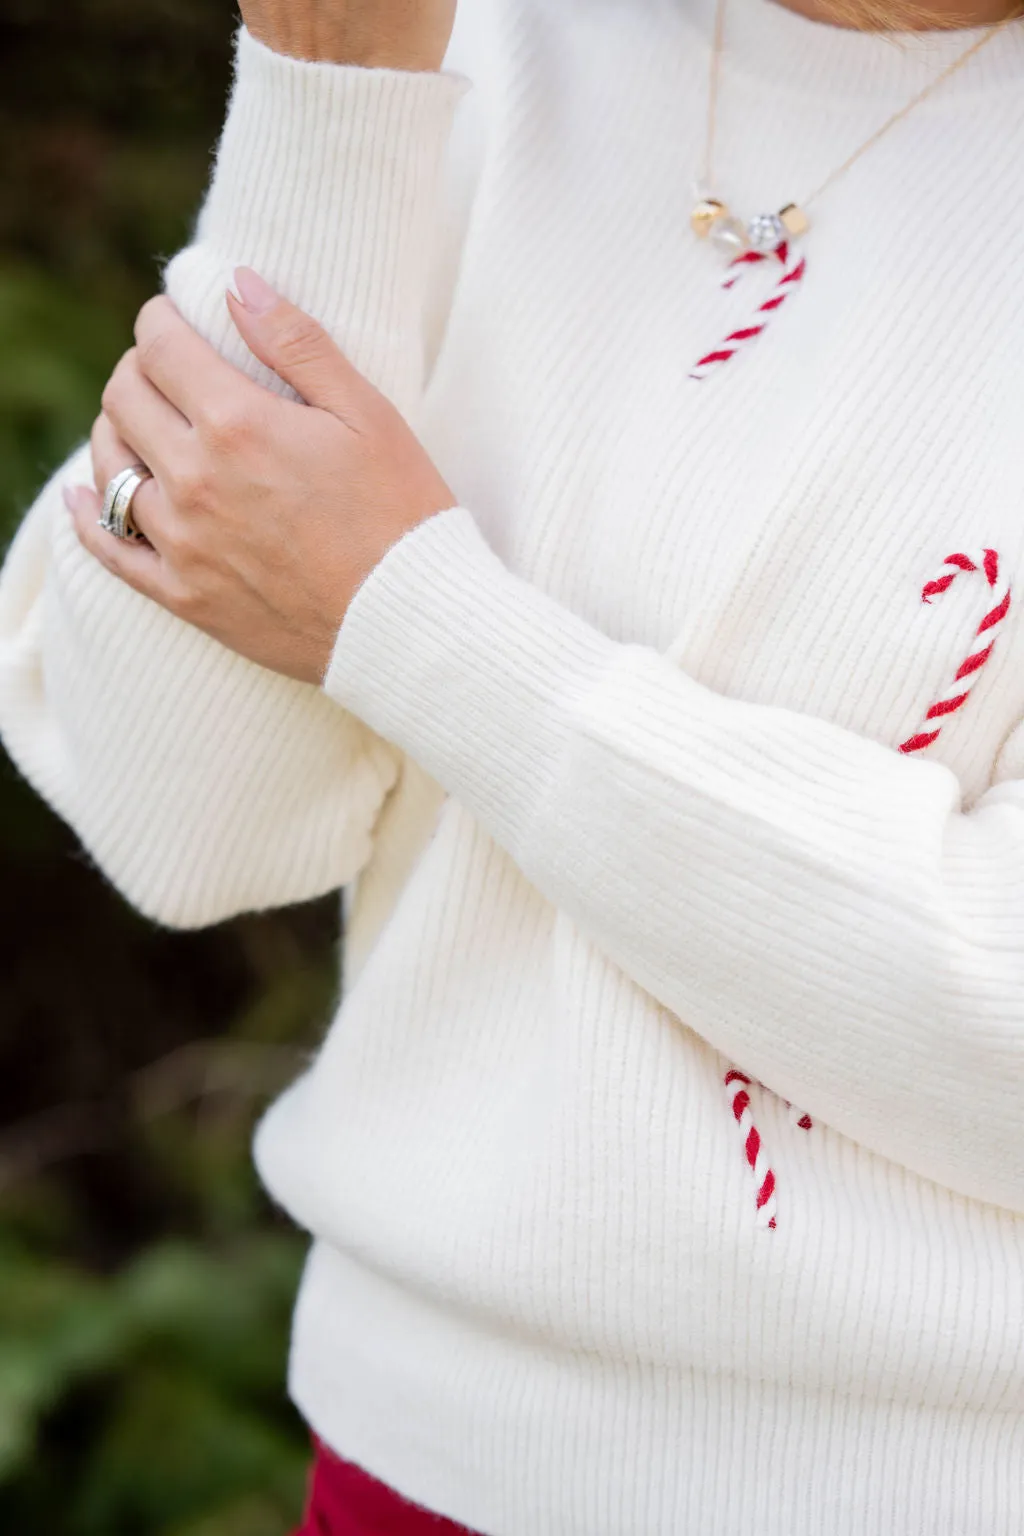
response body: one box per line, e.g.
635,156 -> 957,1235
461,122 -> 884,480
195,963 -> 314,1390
324,506 -> 1024,1216
0,29 -> 469,930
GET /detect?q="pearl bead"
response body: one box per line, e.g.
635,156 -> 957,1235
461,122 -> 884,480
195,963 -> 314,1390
709,215 -> 749,257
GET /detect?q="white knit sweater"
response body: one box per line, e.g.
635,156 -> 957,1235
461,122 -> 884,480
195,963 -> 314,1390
3,1 -> 1024,1530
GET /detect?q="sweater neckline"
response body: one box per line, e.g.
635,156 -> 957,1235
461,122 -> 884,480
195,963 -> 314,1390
677,0 -> 1024,101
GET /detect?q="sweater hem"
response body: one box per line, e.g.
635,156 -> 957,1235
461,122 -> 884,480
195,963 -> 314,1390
288,1238 -> 1024,1536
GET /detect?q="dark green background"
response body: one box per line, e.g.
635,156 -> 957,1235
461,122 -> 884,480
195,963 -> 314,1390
1,4 -> 334,1530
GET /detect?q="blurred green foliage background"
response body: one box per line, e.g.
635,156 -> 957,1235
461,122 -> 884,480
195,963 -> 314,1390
1,3 -> 334,1530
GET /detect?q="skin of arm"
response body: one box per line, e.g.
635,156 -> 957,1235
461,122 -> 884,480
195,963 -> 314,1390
238,0 -> 457,69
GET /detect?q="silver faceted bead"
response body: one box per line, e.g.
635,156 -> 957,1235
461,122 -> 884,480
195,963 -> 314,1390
747,212 -> 786,252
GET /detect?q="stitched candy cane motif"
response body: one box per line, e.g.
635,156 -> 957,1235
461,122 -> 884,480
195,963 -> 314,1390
723,1070 -> 778,1229
899,549 -> 1012,755
689,243 -> 807,383
720,248 -> 775,292
722,1070 -> 812,1231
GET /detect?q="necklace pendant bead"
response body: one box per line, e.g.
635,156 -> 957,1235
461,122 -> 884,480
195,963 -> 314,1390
691,198 -> 729,238
779,203 -> 810,238
747,212 -> 786,252
709,214 -> 749,257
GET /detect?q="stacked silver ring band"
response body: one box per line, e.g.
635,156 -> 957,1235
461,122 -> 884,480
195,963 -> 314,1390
99,466 -> 151,541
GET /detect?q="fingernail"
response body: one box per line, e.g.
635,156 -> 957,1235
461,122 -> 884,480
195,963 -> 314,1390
232,267 -> 280,316
63,484 -> 91,513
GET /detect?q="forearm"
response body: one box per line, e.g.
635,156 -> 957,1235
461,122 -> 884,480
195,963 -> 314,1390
324,506 -> 1024,1214
0,25 -> 473,925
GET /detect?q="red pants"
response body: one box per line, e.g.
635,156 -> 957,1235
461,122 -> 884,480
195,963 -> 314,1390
295,1438 -> 484,1536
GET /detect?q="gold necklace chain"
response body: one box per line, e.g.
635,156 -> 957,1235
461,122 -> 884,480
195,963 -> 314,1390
695,0 -> 1020,256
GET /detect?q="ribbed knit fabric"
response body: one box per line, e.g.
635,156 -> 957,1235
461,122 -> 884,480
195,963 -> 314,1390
3,3 -> 1024,1532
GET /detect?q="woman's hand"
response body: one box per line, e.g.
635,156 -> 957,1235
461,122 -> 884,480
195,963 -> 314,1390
239,0 -> 457,70
64,269 -> 456,685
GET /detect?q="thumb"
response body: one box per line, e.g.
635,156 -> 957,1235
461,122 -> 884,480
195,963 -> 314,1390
227,266 -> 363,415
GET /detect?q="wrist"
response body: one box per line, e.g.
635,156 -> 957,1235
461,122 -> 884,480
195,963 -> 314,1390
241,22 -> 445,71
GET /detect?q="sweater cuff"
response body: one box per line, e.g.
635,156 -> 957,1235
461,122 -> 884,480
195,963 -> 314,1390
322,508 -> 620,855
163,27 -> 470,407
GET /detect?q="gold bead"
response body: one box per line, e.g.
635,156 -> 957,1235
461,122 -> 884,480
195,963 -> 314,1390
691,199 -> 729,239
779,203 -> 810,238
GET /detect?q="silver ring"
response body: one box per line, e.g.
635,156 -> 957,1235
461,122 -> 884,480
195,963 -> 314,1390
100,466 -> 151,540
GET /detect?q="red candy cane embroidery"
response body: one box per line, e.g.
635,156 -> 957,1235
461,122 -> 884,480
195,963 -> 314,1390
723,1070 -> 777,1229
722,1069 -> 812,1231
689,244 -> 807,382
899,549 -> 1012,755
721,248 -> 776,292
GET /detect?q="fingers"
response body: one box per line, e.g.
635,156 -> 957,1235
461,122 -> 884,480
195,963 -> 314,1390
227,267 -> 369,419
86,415 -> 168,551
133,294 -> 264,426
91,411 -> 137,494
101,348 -> 192,483
63,483 -> 166,599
